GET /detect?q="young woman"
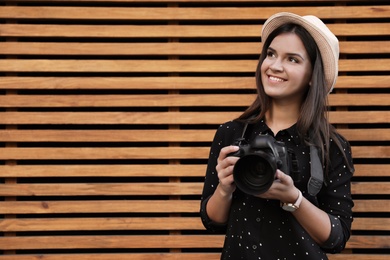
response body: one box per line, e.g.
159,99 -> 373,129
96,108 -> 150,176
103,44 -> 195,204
200,12 -> 354,259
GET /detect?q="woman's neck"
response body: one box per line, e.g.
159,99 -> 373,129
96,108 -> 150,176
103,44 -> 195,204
265,100 -> 300,135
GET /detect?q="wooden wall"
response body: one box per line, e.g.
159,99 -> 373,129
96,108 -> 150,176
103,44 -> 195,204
0,0 -> 389,259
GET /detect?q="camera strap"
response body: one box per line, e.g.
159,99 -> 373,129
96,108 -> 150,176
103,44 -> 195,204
308,145 -> 323,196
241,121 -> 324,196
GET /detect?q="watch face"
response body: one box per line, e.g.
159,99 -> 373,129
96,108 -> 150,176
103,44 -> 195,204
282,204 -> 297,212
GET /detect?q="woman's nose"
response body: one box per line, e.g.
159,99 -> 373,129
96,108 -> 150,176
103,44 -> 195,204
269,58 -> 284,72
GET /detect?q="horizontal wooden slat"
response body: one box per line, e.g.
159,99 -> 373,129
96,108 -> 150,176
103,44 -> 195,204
0,6 -> 389,20
1,41 -> 388,55
0,235 -> 224,250
337,129 -> 390,142
0,164 -> 388,178
0,146 -> 387,160
0,59 -> 388,73
0,235 -> 387,250
0,183 -> 203,196
0,217 -> 204,232
352,182 -> 390,195
0,94 -> 256,108
0,253 -> 388,260
0,94 -> 388,107
0,147 -> 210,160
0,199 -> 387,215
352,218 -> 390,231
0,111 -> 388,124
0,164 -> 206,177
1,23 -> 389,38
0,76 -> 388,90
0,200 -> 200,214
0,182 -> 388,197
0,129 -> 387,143
0,217 -> 387,232
0,130 -> 214,142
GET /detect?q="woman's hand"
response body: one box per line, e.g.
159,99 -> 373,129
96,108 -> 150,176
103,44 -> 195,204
215,145 -> 240,197
256,169 -> 300,203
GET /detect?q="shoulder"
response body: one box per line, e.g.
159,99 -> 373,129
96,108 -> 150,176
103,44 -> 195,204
212,120 -> 247,145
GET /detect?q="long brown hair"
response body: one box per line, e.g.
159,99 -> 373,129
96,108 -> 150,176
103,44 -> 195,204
238,23 -> 349,175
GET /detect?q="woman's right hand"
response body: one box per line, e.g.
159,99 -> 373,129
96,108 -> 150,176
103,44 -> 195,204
215,145 -> 240,196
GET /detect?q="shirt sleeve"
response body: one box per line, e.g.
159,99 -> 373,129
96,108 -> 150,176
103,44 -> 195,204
199,121 -> 242,233
318,134 -> 355,253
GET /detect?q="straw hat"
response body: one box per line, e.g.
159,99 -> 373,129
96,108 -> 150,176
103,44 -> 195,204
261,12 -> 339,93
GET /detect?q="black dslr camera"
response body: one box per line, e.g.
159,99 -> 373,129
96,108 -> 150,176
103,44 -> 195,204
229,135 -> 298,196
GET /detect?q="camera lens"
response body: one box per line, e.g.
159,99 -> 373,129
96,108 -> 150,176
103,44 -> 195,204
233,152 -> 277,195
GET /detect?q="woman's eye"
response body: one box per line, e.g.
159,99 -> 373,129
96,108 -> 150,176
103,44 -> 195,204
289,57 -> 298,63
266,51 -> 275,58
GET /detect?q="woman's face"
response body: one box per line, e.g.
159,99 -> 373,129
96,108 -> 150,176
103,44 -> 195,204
261,32 -> 313,104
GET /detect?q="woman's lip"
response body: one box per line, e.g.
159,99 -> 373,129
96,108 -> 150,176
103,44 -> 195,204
268,75 -> 286,82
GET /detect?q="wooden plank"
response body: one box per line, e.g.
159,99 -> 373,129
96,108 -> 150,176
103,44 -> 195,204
353,164 -> 390,177
0,6 -> 389,20
0,76 -> 388,90
0,146 -> 387,160
0,200 -> 200,214
0,59 -> 388,73
0,253 -> 387,260
337,129 -> 390,142
0,199 -> 387,215
352,182 -> 390,195
0,164 -> 388,178
0,235 -> 224,250
0,111 -> 388,125
0,235 -> 387,250
0,253 -> 388,260
0,253 -> 221,260
0,130 -> 215,142
1,23 -> 389,38
1,41 -> 388,55
0,128 -> 387,143
352,218 -> 390,231
0,94 -> 256,108
1,217 -> 387,232
0,147 -> 210,160
0,217 -> 204,232
0,164 -> 206,177
0,94 -> 387,108
0,182 -> 388,197
0,183 -> 204,196
353,200 -> 390,213
351,146 -> 390,159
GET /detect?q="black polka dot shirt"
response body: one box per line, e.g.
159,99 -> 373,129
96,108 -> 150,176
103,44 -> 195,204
200,119 -> 354,259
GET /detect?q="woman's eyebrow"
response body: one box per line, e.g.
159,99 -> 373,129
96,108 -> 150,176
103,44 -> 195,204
267,46 -> 306,60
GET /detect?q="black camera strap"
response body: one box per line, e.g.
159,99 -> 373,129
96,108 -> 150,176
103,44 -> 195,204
241,121 -> 323,196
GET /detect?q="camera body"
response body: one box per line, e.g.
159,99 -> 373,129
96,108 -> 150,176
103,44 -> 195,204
230,135 -> 294,195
